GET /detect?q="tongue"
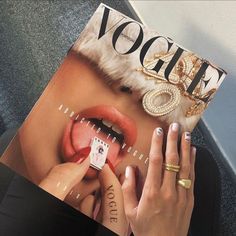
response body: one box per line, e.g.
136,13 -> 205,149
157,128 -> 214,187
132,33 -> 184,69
71,121 -> 121,166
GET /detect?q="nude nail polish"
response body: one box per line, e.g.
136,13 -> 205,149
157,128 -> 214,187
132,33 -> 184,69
171,123 -> 179,132
125,166 -> 132,178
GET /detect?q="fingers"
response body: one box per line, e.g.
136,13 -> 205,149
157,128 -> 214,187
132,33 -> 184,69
144,127 -> 164,190
183,146 -> 196,228
39,156 -> 90,200
65,179 -> 99,201
177,132 -> 191,198
99,164 -> 128,236
79,194 -> 95,218
122,166 -> 138,220
119,173 -> 125,186
162,123 -> 180,190
188,147 -> 196,200
64,179 -> 100,209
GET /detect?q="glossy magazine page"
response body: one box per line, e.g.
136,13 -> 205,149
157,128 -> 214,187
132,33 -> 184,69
0,3 -> 226,235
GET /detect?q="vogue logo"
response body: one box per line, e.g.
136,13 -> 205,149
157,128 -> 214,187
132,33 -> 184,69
97,6 -> 226,104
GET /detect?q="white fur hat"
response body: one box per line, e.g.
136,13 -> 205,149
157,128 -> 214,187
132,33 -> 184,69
72,4 -> 226,131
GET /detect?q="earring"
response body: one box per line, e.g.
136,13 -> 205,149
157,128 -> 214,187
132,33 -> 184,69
142,83 -> 181,117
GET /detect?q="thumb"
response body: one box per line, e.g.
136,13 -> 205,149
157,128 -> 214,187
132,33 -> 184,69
39,156 -> 90,200
121,166 -> 138,221
98,164 -> 128,236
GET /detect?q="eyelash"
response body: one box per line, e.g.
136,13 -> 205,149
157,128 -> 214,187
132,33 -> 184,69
120,86 -> 133,94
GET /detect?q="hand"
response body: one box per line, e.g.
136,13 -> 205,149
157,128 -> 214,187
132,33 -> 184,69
122,123 -> 196,236
39,156 -> 91,201
38,157 -> 99,218
39,158 -> 128,235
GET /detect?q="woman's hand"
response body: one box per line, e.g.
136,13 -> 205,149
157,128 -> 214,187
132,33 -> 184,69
39,156 -> 91,201
39,158 -> 128,235
122,123 -> 196,236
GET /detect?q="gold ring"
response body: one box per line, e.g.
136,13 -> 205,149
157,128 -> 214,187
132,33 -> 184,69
177,179 -> 191,189
163,163 -> 180,173
164,166 -> 180,173
163,163 -> 180,170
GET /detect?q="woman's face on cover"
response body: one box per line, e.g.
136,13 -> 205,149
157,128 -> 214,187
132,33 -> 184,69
19,51 -> 164,184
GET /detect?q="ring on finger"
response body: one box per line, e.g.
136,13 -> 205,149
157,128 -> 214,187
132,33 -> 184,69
163,163 -> 180,173
163,163 -> 180,170
177,178 -> 191,189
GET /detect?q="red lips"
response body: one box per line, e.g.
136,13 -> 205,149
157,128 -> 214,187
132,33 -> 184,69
61,105 -> 137,179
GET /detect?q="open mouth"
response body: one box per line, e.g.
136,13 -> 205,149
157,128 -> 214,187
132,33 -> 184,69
88,118 -> 124,146
62,105 -> 137,178
78,105 -> 137,153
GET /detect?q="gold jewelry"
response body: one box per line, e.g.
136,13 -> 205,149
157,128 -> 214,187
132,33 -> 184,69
137,52 -> 221,117
163,163 -> 180,173
163,163 -> 180,170
164,166 -> 179,173
177,178 -> 192,189
142,83 -> 181,117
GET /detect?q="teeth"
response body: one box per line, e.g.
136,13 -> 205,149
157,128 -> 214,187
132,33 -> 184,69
101,119 -> 123,135
102,119 -> 113,127
112,125 -> 122,134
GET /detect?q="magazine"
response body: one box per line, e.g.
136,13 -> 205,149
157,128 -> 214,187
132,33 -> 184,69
0,3 -> 226,234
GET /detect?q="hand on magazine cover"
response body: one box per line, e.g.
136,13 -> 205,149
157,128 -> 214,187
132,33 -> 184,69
39,157 -> 128,235
122,124 -> 196,236
39,156 -> 91,201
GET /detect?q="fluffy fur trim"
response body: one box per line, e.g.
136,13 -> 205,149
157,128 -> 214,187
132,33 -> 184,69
72,5 -> 208,131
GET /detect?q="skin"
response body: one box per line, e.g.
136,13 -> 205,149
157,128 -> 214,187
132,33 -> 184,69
1,51 -> 195,234
122,125 -> 196,236
1,50 -> 168,205
39,125 -> 195,235
39,160 -> 128,236
1,51 -> 165,183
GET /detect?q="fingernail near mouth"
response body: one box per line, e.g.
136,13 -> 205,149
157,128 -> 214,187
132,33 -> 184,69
185,132 -> 191,141
75,146 -> 91,164
171,122 -> 179,132
106,159 -> 115,174
156,127 -> 163,136
79,146 -> 91,156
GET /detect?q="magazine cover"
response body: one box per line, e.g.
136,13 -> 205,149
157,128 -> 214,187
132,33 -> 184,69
0,3 -> 226,234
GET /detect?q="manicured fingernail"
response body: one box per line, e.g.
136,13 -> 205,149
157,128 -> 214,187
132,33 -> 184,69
125,166 -> 132,178
171,123 -> 179,132
79,146 -> 91,156
156,127 -> 163,136
185,132 -> 191,141
73,146 -> 91,163
106,159 -> 115,174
